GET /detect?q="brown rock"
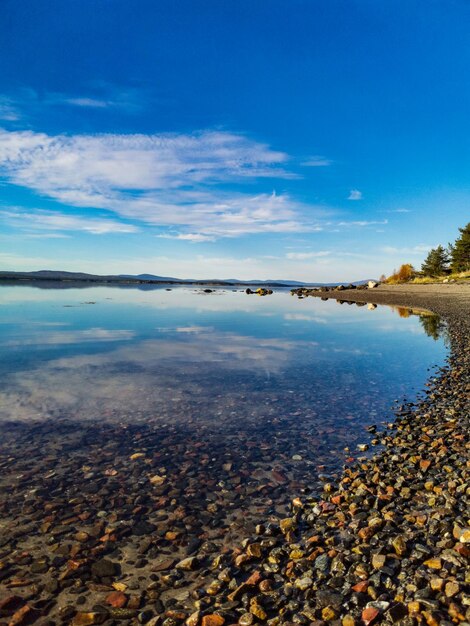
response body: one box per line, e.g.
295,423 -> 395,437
430,578 -> 444,591
75,531 -> 90,542
245,571 -> 262,586
151,558 -> 176,571
280,518 -> 296,534
72,613 -> 107,626
165,531 -> 179,540
106,591 -> 128,608
445,581 -> 459,597
247,543 -> 261,558
250,602 -> 267,621
422,611 -> 440,626
259,579 -> 272,592
391,536 -> 407,556
407,602 -> 421,615
201,616 -> 225,626
166,611 -> 188,621
234,554 -> 249,567
454,542 -> 470,557
419,459 -> 431,472
361,607 -> 379,625
322,607 -> 338,621
371,554 -> 386,569
448,603 -> 465,621
8,605 -> 33,626
358,526 -> 375,541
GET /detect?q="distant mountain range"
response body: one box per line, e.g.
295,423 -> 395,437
0,269 -> 375,287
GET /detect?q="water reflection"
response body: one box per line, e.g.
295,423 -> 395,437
0,288 -> 447,428
0,286 -> 448,604
392,306 -> 448,342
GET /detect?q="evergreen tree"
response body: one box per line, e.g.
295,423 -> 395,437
450,222 -> 470,272
421,245 -> 449,277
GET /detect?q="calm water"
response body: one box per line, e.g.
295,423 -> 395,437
0,286 -> 446,602
0,284 -> 447,537
0,285 -> 446,425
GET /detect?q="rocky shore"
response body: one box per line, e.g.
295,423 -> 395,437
0,285 -> 468,626
190,285 -> 468,626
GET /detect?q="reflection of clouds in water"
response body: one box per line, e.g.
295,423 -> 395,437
329,347 -> 373,356
155,326 -> 214,333
0,287 -> 444,424
52,331 -> 314,369
0,329 -> 315,422
375,324 -> 424,335
5,328 -> 136,346
284,313 -> 328,324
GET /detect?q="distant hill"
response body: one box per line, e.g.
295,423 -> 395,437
120,273 -> 180,281
0,270 -> 375,287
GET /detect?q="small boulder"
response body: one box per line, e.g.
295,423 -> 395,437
91,558 -> 120,579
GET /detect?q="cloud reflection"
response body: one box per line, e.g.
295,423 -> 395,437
0,328 -> 314,422
5,327 -> 136,346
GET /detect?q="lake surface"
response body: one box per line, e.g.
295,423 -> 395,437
1,285 -> 446,430
0,284 -> 447,585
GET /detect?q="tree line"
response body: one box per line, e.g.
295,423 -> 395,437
383,222 -> 470,283
421,222 -> 470,277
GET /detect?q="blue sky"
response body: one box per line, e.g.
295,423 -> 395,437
0,0 -> 469,281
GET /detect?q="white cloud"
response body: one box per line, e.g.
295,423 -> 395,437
0,128 -> 289,189
64,97 -> 110,109
348,189 -> 363,200
0,98 -> 21,121
22,233 -> 71,239
286,251 -> 331,260
381,244 -> 433,255
1,208 -> 139,234
337,219 -> 388,227
301,156 -> 332,167
156,233 -> 215,243
0,128 -> 327,238
48,85 -> 147,114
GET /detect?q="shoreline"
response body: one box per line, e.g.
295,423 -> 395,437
195,285 -> 469,625
0,285 -> 468,626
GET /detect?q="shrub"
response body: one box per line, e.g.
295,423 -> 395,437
385,264 -> 415,284
397,263 -> 414,282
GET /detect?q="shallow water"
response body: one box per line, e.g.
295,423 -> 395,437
0,285 -> 447,428
0,284 -> 448,600
1,288 -> 447,479
0,284 -> 447,466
